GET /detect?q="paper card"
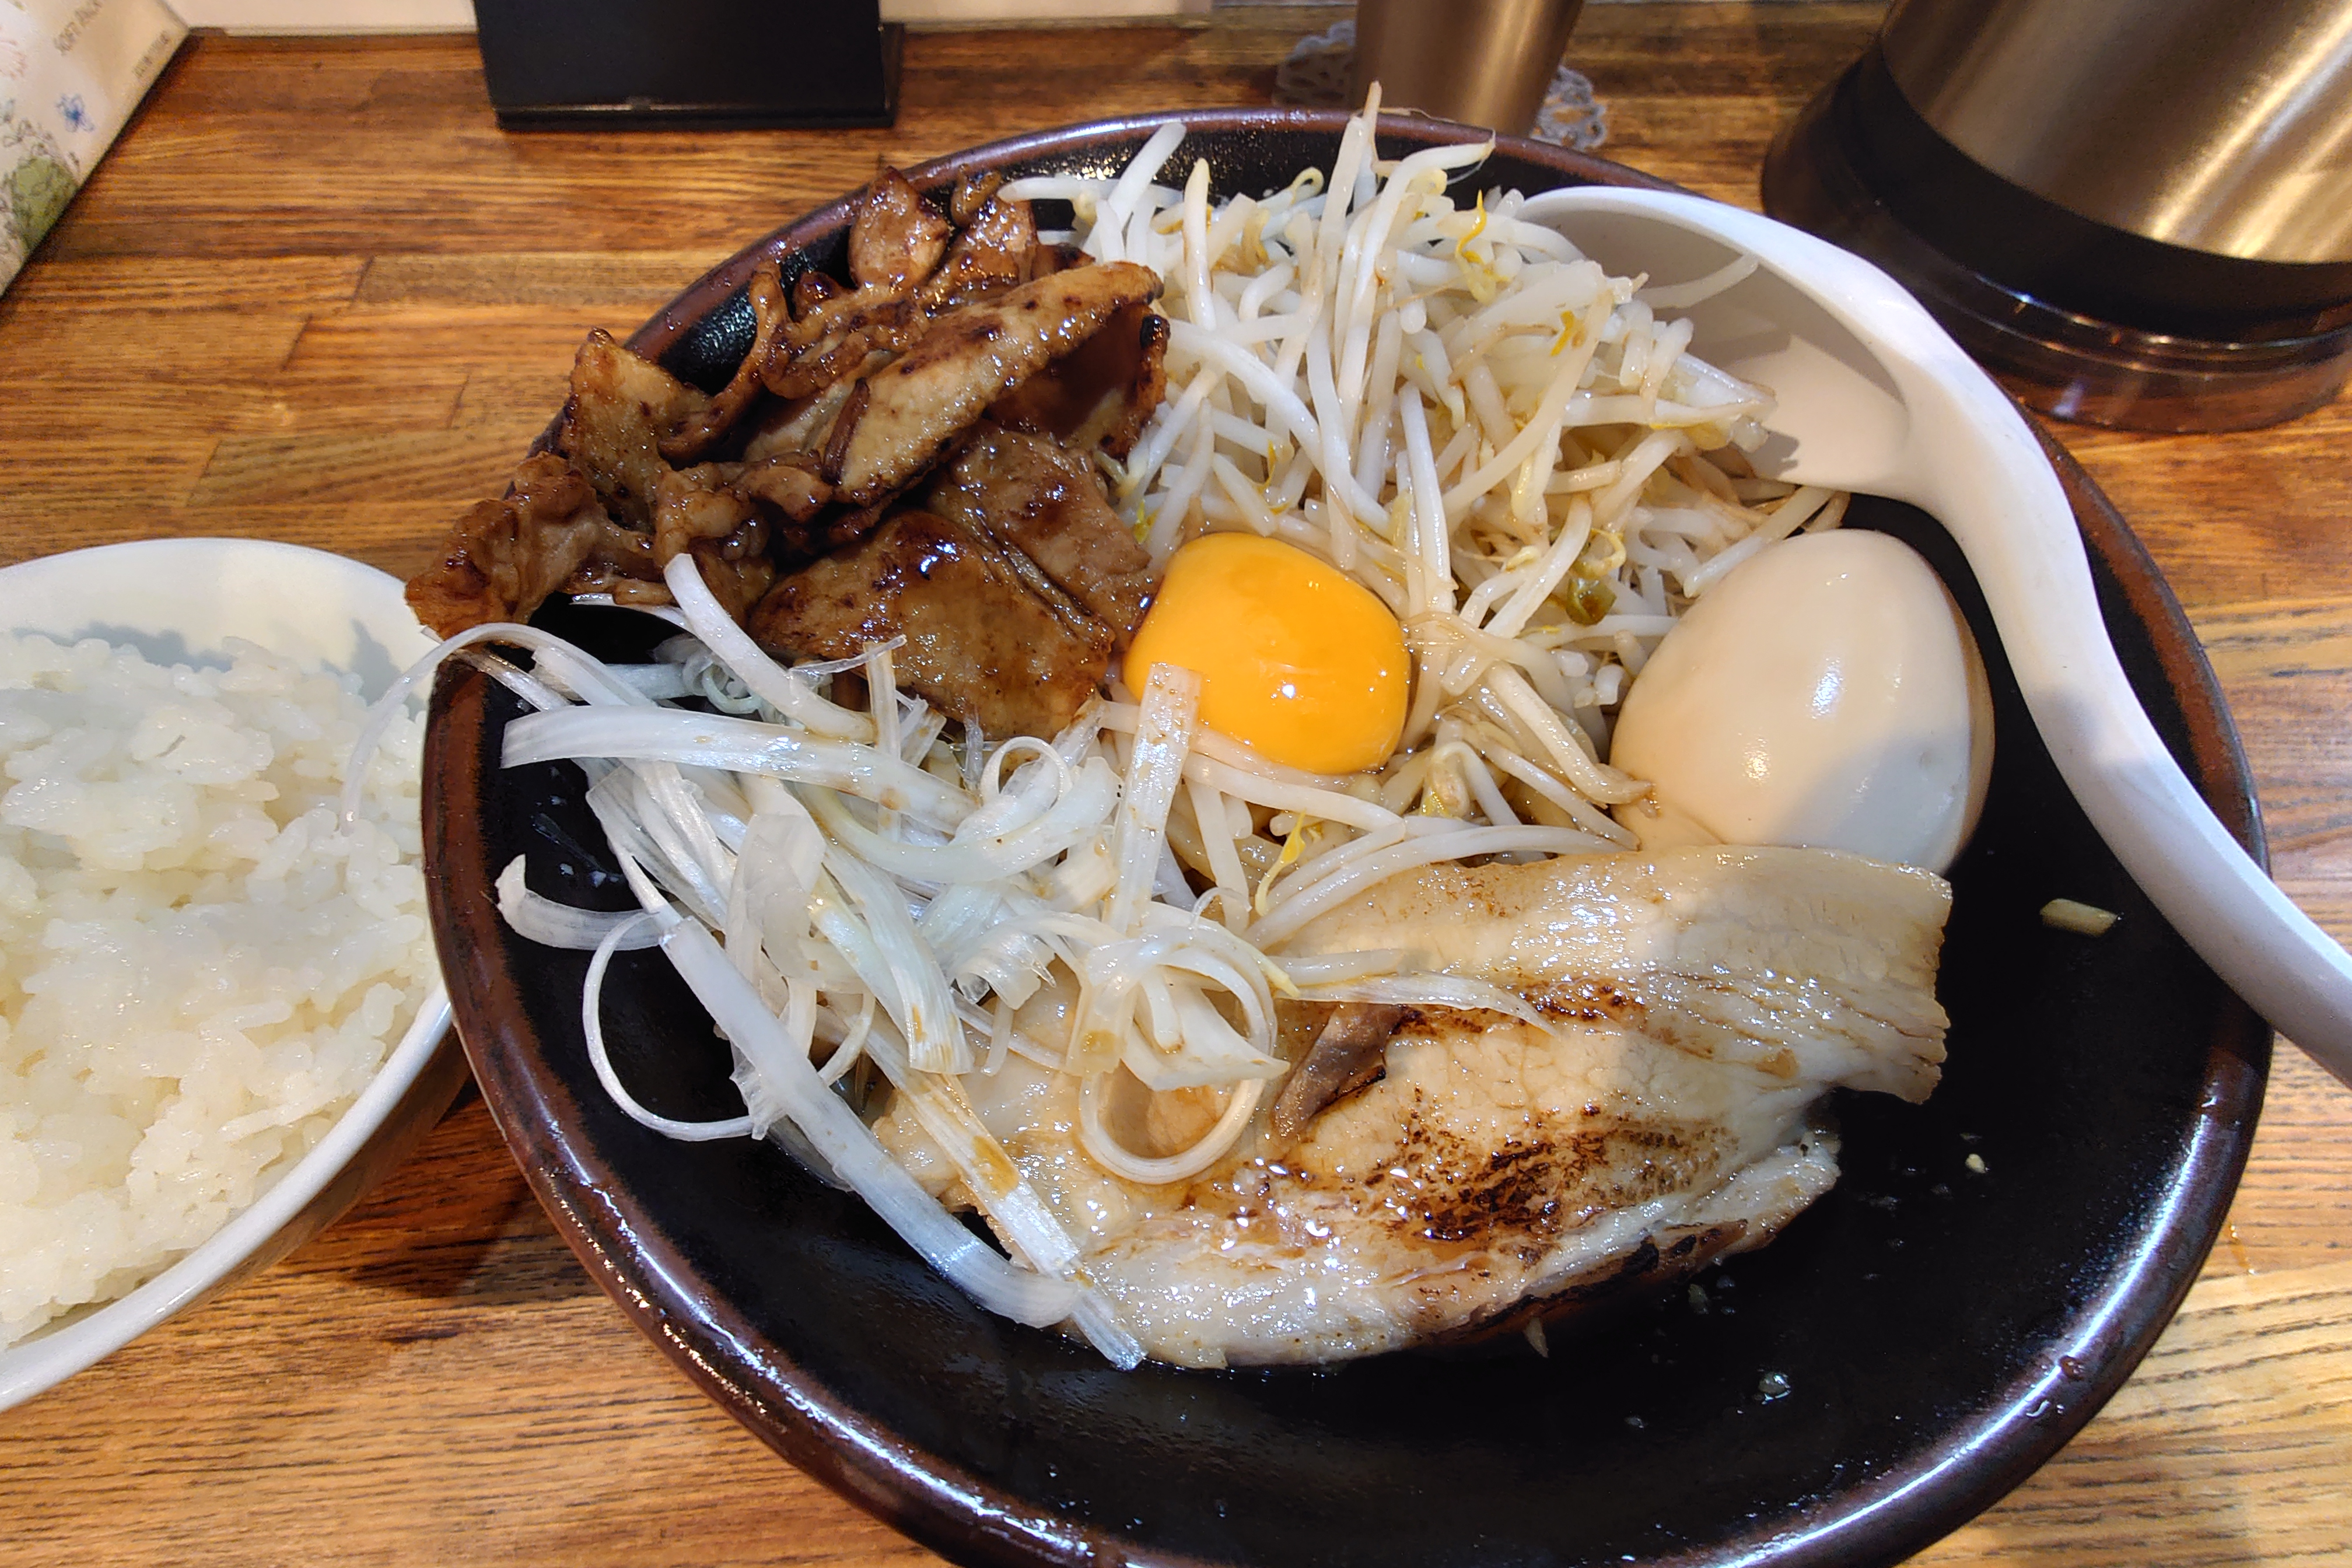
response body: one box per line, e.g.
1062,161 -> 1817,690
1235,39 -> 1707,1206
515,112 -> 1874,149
0,0 -> 187,290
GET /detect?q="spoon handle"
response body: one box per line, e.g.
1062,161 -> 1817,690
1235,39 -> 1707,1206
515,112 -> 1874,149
1903,354 -> 2352,1088
1658,188 -> 2352,1087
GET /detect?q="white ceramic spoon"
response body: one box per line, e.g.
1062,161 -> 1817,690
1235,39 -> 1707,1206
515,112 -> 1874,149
1518,185 -> 2352,1088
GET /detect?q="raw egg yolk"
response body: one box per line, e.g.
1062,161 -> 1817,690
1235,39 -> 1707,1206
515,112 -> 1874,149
1124,533 -> 1409,775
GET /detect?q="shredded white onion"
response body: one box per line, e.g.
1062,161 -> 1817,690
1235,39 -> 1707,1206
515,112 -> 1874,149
498,856 -> 662,951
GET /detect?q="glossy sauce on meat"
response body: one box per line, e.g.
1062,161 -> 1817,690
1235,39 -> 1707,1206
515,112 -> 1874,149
408,170 -> 1168,671
748,510 -> 1110,740
824,261 -> 1163,505
926,422 -> 1156,643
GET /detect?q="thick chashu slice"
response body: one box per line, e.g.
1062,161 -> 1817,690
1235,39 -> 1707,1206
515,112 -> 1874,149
878,846 -> 1951,1368
1284,846 -> 1952,1103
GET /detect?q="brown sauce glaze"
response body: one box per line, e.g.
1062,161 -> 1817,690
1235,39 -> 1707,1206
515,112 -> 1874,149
748,510 -> 1110,739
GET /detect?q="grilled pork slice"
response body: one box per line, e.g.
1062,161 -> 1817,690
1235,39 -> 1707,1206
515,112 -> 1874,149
661,260 -> 795,464
747,509 -> 1110,740
926,422 -> 1156,643
846,166 -> 956,296
755,170 -> 957,410
878,846 -> 1951,1368
650,457 -> 831,568
822,261 -> 1162,505
986,298 -> 1169,460
917,188 -> 1039,312
554,330 -> 712,528
406,453 -> 653,638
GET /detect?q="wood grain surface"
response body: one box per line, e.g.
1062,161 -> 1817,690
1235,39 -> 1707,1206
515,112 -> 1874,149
2,9 -> 2347,1565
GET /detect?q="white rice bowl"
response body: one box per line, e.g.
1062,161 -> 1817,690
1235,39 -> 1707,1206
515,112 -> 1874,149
0,539 -> 449,1410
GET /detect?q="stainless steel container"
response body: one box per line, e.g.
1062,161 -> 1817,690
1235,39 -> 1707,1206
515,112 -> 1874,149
1762,0 -> 2352,431
1881,0 -> 2352,267
1349,0 -> 1586,136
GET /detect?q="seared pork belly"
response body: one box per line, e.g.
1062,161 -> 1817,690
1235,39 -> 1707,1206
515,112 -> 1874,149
748,510 -> 1110,740
926,422 -> 1156,643
1286,848 -> 1951,1102
877,846 -> 1951,1367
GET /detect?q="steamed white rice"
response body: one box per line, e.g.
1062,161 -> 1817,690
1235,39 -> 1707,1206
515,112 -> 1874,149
0,632 -> 432,1348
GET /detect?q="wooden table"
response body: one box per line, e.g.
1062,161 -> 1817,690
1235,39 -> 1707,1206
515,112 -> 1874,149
2,9 -> 2347,1564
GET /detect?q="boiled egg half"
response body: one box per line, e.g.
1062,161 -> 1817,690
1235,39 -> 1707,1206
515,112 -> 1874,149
1607,529 -> 1993,872
1124,532 -> 1409,775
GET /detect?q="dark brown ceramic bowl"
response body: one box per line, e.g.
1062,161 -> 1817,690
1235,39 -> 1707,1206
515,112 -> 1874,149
422,111 -> 2270,1568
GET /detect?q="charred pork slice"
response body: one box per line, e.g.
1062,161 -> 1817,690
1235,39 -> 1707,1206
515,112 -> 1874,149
916,192 -> 1038,312
986,298 -> 1168,460
758,169 -> 953,404
741,361 -> 884,463
747,510 -> 1109,740
824,261 -> 1163,506
926,423 -> 1155,643
762,278 -> 923,404
660,261 -> 793,464
652,457 -> 831,566
555,328 -> 711,528
847,166 -> 954,295
407,453 -> 650,638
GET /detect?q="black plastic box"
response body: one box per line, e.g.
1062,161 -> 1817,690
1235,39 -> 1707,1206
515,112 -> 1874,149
475,0 -> 901,130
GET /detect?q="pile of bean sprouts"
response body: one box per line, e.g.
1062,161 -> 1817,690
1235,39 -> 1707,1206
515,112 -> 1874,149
1015,92 -> 1848,854
390,100 -> 1849,1366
